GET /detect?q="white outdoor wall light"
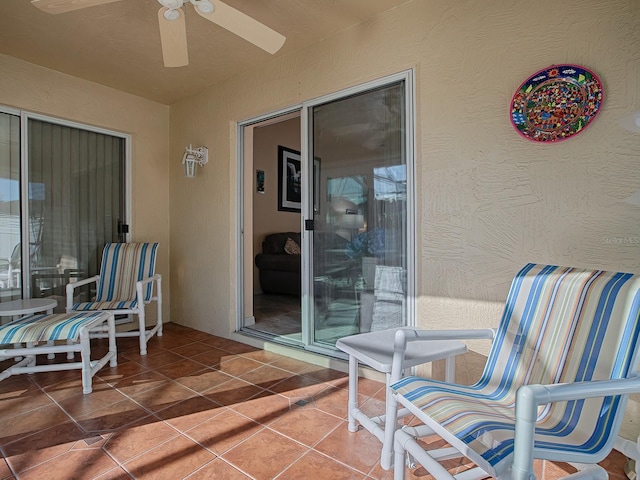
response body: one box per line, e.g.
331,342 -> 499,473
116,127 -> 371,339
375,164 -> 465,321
182,145 -> 208,178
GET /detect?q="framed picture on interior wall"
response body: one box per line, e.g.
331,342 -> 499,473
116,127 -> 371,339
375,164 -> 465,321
278,145 -> 301,212
256,169 -> 265,193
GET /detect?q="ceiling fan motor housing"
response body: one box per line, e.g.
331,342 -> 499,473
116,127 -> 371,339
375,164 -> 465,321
158,0 -> 214,19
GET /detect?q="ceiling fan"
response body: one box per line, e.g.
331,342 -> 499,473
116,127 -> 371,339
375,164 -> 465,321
31,0 -> 286,67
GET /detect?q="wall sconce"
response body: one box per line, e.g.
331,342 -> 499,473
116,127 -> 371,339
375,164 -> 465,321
182,145 -> 208,178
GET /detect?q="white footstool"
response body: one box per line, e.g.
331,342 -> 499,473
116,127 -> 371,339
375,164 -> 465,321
0,311 -> 117,394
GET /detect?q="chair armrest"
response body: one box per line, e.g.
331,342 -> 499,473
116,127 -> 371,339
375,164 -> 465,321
66,275 -> 99,311
135,274 -> 162,305
512,377 -> 640,480
136,273 -> 161,287
67,275 -> 100,290
518,376 -> 640,405
390,328 -> 497,383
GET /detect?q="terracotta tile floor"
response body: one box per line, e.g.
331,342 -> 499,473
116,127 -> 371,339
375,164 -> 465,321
0,323 -> 630,479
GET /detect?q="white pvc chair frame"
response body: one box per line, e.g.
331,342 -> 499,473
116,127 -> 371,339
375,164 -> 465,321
386,328 -> 640,480
0,312 -> 117,394
66,273 -> 162,355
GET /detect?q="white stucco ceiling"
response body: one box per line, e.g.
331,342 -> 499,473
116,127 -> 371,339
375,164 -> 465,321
0,0 -> 410,104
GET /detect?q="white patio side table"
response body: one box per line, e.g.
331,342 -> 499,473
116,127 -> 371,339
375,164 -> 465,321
336,327 -> 467,467
0,298 -> 57,321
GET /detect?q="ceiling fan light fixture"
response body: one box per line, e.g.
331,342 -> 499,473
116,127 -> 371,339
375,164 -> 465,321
190,0 -> 214,15
158,0 -> 183,20
163,8 -> 181,21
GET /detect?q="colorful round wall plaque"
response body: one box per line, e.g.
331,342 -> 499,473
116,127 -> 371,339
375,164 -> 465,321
510,64 -> 603,143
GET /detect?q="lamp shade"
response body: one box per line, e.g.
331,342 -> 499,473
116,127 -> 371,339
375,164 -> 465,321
339,214 -> 365,229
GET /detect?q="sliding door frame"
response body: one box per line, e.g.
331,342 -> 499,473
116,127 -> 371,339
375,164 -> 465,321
0,106 -> 131,299
235,69 -> 416,356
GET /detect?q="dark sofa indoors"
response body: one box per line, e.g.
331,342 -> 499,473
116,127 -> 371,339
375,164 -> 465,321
255,232 -> 301,296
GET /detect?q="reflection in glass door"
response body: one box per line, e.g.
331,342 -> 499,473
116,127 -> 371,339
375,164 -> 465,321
26,119 -> 127,307
307,77 -> 410,347
0,111 -> 21,301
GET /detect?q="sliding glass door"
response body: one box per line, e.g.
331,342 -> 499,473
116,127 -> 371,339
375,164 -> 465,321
239,71 -> 413,353
304,73 -> 413,349
0,110 -> 128,308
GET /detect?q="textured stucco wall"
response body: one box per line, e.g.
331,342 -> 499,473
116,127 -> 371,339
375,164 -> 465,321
169,0 -> 640,436
0,54 -> 172,322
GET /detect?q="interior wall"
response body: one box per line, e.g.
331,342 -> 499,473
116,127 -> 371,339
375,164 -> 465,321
0,54 -> 171,322
252,117 -> 301,293
168,0 -> 640,437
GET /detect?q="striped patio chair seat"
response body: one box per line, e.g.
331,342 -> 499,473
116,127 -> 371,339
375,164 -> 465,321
0,312 -> 111,344
390,264 -> 640,479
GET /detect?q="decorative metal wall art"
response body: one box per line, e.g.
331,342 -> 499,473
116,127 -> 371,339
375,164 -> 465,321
510,64 -> 603,143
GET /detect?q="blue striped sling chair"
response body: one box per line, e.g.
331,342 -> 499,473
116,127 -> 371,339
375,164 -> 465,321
385,264 -> 640,480
66,243 -> 162,355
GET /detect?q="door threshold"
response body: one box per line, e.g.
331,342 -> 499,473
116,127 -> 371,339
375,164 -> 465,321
239,325 -> 304,349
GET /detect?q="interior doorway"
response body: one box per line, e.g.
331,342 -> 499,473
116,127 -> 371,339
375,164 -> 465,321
243,112 -> 304,345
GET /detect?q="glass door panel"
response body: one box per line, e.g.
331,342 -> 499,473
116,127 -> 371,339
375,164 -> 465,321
0,112 -> 22,301
310,81 -> 407,347
27,119 -> 126,309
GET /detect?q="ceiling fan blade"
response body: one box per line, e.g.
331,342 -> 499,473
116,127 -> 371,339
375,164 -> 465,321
158,7 -> 189,68
31,0 -> 123,15
195,0 -> 285,54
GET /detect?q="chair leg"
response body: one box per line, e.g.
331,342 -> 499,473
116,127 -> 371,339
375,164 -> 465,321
107,314 -> 117,368
80,328 -> 93,394
616,435 -> 640,480
156,276 -> 163,337
394,428 -> 409,480
138,310 -> 147,356
382,387 -> 400,470
396,426 -> 462,480
347,355 -> 359,432
66,339 -> 74,360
